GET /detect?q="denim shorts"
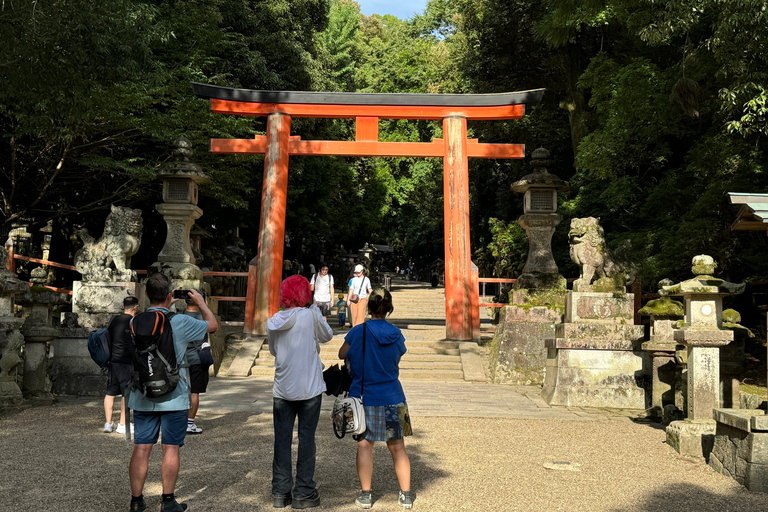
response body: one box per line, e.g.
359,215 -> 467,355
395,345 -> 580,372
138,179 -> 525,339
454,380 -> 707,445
133,410 -> 188,446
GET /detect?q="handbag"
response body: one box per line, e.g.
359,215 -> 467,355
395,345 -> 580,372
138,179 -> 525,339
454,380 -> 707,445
332,323 -> 367,439
348,276 -> 365,304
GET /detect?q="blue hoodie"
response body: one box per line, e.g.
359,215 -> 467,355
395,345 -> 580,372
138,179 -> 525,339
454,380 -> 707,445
345,319 -> 406,406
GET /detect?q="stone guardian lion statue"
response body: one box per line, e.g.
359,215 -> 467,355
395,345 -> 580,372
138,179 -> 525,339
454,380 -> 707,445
75,205 -> 143,282
569,217 -> 635,291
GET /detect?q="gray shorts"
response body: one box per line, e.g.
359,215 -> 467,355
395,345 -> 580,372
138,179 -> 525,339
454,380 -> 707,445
317,302 -> 331,316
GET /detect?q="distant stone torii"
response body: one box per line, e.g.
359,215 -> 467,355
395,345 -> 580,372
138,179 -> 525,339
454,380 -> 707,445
191,82 -> 544,341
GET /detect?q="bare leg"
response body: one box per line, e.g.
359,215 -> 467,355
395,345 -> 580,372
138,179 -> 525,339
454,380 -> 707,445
356,439 -> 375,490
104,395 -> 115,424
160,444 -> 180,495
119,397 -> 127,426
387,439 -> 411,491
189,393 -> 200,420
129,444 -> 153,496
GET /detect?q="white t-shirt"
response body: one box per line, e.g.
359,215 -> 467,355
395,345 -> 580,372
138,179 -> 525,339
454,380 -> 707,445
311,273 -> 334,302
348,276 -> 372,299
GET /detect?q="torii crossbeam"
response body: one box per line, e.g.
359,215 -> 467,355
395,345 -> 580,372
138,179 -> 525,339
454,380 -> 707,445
192,83 -> 544,341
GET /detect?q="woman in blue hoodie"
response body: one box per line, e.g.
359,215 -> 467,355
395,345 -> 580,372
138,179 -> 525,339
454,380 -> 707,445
338,288 -> 414,510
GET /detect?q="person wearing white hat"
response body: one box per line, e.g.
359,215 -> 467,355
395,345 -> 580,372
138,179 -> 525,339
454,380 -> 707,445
346,264 -> 373,327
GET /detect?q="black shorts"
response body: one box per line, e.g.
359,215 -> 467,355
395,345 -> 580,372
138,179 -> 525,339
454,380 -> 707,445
189,364 -> 210,394
106,363 -> 133,396
317,301 -> 331,316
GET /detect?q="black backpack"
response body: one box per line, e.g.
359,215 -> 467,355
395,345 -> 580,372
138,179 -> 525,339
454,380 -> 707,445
131,311 -> 179,398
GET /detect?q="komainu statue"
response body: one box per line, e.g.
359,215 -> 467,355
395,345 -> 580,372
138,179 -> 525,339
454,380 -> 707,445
569,217 -> 635,291
75,205 -> 143,282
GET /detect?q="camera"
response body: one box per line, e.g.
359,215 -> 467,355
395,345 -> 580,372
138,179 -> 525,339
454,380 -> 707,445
173,289 -> 205,302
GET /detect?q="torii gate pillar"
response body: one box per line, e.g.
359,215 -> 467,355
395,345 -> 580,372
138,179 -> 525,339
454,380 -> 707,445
443,116 -> 478,340
244,113 -> 291,335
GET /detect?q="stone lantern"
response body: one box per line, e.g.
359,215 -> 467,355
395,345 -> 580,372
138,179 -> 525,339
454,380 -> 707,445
640,278 -> 685,419
663,255 -> 745,459
0,249 -> 30,407
150,137 -> 210,291
17,267 -> 66,403
510,147 -> 569,295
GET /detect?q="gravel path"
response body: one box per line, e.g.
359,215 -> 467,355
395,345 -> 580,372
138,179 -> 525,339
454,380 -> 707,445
2,400 -> 768,511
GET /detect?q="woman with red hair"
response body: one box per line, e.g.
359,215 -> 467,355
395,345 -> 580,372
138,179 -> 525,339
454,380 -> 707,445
267,275 -> 333,509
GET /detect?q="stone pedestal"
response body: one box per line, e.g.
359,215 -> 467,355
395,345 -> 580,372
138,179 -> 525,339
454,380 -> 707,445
0,270 -> 31,408
490,297 -> 563,385
514,214 -> 567,291
72,281 -> 146,314
542,291 -> 647,408
709,409 -> 768,491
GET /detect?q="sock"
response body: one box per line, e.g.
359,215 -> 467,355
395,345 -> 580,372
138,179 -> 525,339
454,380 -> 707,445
131,495 -> 143,503
162,493 -> 174,502
187,418 -> 194,424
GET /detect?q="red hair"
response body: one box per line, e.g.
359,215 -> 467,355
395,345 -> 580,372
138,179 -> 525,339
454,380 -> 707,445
279,275 -> 311,309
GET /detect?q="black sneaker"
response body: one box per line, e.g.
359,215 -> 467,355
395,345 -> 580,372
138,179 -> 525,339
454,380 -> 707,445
355,490 -> 372,509
273,493 -> 292,508
398,490 -> 414,509
129,498 -> 146,511
159,499 -> 188,511
291,490 -> 320,509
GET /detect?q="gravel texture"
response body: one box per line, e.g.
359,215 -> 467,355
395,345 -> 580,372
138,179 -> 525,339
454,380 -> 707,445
2,400 -> 768,511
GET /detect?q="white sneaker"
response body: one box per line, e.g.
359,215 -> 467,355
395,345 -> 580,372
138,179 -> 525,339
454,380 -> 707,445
103,422 -> 114,433
187,421 -> 202,434
116,423 -> 133,435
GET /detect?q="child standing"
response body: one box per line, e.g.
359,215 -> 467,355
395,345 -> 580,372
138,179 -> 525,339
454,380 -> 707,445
335,293 -> 347,330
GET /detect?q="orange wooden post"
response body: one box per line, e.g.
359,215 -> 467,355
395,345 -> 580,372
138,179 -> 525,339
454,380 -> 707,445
470,262 -> 481,341
244,113 -> 291,336
243,260 -> 259,334
443,116 -> 473,340
6,244 -> 14,273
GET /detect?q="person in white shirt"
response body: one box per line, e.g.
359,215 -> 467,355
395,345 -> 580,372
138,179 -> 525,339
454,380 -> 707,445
346,264 -> 373,327
267,275 -> 333,509
310,263 -> 334,322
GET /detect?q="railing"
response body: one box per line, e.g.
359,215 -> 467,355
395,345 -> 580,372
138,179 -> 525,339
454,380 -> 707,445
478,277 -> 516,308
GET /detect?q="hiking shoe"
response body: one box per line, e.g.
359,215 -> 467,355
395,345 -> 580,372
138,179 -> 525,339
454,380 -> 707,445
159,499 -> 187,511
116,423 -> 133,435
104,422 -> 114,433
291,490 -> 320,509
272,493 -> 292,508
398,490 -> 414,509
355,490 -> 372,509
128,498 -> 145,511
186,421 -> 203,434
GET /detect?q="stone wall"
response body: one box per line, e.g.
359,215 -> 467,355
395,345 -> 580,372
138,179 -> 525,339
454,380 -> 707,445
709,408 -> 768,492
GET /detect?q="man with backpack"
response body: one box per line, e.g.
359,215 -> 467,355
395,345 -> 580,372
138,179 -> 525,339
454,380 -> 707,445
103,295 -> 140,434
127,273 -> 217,512
309,263 -> 334,323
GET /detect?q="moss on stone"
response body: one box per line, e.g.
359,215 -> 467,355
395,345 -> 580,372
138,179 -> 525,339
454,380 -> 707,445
638,298 -> 684,317
722,308 -> 741,323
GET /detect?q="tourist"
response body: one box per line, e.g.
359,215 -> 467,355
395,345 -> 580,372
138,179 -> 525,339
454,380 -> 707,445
183,299 -> 213,435
267,275 -> 333,509
337,288 -> 414,510
346,264 -> 373,327
103,296 -> 140,434
335,293 -> 348,330
309,263 -> 334,322
127,274 -> 217,512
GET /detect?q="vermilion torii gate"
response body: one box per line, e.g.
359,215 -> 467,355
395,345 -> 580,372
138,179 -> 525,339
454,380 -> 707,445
191,83 -> 544,341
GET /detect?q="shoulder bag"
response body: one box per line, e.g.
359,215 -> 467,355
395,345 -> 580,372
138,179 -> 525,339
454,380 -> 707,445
332,323 -> 367,438
348,276 -> 365,304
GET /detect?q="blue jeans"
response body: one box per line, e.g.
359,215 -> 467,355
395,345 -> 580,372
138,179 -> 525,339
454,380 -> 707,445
272,394 -> 323,498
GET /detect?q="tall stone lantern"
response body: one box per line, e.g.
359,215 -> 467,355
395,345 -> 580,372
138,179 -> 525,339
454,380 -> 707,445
663,255 -> 745,459
489,148 -> 569,385
150,137 -> 209,292
510,148 -> 569,297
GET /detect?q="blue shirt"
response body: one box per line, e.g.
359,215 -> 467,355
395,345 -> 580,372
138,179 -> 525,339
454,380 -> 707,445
127,307 -> 209,412
345,319 -> 406,407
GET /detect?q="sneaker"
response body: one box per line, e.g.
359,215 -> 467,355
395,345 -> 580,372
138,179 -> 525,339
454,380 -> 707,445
292,490 -> 320,509
355,490 -> 372,509
398,490 -> 414,509
128,498 -> 146,511
272,493 -> 292,508
104,422 -> 114,433
186,421 -> 203,434
116,423 -> 133,435
159,499 -> 187,511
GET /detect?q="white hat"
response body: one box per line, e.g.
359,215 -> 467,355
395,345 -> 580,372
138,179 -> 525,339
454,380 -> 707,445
354,264 -> 365,273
